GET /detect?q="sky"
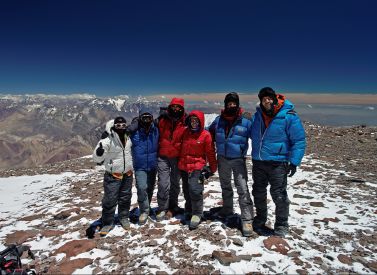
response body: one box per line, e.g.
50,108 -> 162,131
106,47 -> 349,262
0,0 -> 376,96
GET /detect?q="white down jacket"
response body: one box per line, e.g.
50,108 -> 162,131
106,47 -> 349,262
93,120 -> 133,174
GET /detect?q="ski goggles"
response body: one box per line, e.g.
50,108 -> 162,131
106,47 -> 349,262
114,122 -> 127,129
141,114 -> 153,123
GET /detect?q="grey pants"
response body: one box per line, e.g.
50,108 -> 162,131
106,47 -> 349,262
252,160 -> 290,228
135,169 -> 157,214
218,155 -> 254,222
157,156 -> 181,211
101,172 -> 133,225
181,170 -> 204,217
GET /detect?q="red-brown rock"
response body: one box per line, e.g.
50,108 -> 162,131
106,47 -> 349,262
54,240 -> 96,257
263,236 -> 291,255
52,258 -> 93,274
5,230 -> 38,245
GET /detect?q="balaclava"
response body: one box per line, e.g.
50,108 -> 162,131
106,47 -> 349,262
224,92 -> 240,116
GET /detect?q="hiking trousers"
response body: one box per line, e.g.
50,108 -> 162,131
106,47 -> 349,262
181,170 -> 204,217
218,156 -> 254,222
101,172 -> 133,226
157,156 -> 181,211
252,160 -> 290,229
135,169 -> 157,214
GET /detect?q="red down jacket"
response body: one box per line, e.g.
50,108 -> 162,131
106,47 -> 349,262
178,110 -> 217,173
158,98 -> 186,158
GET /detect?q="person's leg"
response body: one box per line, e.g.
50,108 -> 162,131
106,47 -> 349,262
146,169 -> 157,208
181,171 -> 192,218
157,157 -> 171,212
269,162 -> 290,234
189,170 -> 204,217
118,174 -> 133,221
217,156 -> 234,215
135,170 -> 149,215
232,158 -> 254,223
252,161 -> 269,228
168,157 -> 181,211
101,173 -> 120,226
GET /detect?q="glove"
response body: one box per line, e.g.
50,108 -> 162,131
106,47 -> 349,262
201,166 -> 214,179
287,163 -> 297,177
96,142 -> 105,157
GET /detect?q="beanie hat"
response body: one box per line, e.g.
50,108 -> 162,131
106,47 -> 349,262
114,116 -> 127,124
224,92 -> 239,108
258,87 -> 277,101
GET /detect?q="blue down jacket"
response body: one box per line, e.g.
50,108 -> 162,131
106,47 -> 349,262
251,99 -> 306,166
130,109 -> 159,171
209,112 -> 252,158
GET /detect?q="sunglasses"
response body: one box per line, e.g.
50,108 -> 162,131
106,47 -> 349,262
114,123 -> 127,129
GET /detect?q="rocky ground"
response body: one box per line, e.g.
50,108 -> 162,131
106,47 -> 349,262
0,123 -> 376,274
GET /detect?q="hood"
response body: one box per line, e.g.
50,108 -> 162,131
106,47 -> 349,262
169,98 -> 185,108
105,119 -> 114,133
187,110 -> 205,131
139,106 -> 154,117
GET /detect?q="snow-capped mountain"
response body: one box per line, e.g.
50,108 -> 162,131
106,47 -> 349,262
0,94 -> 164,170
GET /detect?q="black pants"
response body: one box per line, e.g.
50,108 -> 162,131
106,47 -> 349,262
181,170 -> 204,217
252,160 -> 290,228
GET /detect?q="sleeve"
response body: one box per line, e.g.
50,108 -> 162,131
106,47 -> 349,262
92,137 -> 111,163
125,117 -> 139,135
207,116 -> 218,142
204,132 -> 217,173
287,114 -> 306,166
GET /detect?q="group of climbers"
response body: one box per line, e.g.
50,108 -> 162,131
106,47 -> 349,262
92,87 -> 306,238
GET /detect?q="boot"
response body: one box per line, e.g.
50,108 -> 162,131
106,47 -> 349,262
120,218 -> 130,230
189,215 -> 201,230
242,222 -> 253,237
139,213 -> 149,225
274,226 -> 289,237
156,210 -> 167,222
99,225 -> 114,237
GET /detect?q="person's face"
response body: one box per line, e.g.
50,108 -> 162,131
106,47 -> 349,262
170,104 -> 182,112
226,101 -> 237,109
190,116 -> 200,129
261,96 -> 274,111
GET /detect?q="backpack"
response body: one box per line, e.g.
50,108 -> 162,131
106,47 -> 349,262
0,245 -> 35,275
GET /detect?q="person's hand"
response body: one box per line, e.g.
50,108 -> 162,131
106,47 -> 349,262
96,142 -> 105,156
125,170 -> 133,177
201,166 -> 214,179
287,163 -> 297,177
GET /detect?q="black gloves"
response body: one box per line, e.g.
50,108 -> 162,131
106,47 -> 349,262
201,166 -> 214,179
96,142 -> 105,157
287,163 -> 297,177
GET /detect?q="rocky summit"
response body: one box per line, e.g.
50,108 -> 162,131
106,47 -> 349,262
0,123 -> 376,274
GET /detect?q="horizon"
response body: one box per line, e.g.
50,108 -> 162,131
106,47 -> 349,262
1,0 -> 377,95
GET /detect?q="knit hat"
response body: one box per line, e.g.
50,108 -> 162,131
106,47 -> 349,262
224,92 -> 239,108
258,87 -> 277,101
114,116 -> 127,124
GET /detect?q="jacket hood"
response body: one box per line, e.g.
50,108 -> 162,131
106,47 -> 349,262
105,119 -> 114,133
139,106 -> 154,117
188,110 -> 205,131
169,98 -> 185,108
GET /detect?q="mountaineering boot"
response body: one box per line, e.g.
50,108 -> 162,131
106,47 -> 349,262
139,213 -> 149,225
189,215 -> 201,230
242,222 -> 254,237
274,226 -> 289,237
99,225 -> 114,237
253,224 -> 274,236
156,211 -> 167,222
120,218 -> 130,230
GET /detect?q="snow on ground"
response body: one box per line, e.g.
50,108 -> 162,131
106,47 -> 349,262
0,155 -> 376,274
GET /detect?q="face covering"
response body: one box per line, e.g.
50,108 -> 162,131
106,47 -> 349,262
168,107 -> 184,119
225,106 -> 238,116
140,115 -> 153,128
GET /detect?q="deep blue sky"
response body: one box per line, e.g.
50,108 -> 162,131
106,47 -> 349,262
0,0 -> 376,95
